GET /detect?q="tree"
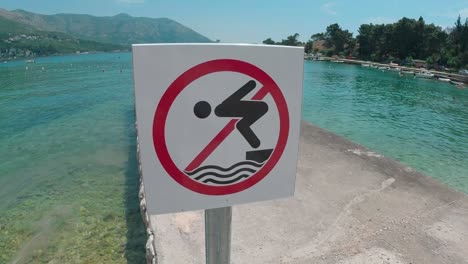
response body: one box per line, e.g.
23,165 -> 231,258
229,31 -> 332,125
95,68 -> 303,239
262,34 -> 301,47
279,33 -> 301,46
262,38 -> 275,45
261,15 -> 468,68
392,17 -> 419,59
357,24 -> 375,60
324,23 -> 354,53
439,16 -> 468,68
355,16 -> 457,65
311,33 -> 324,41
304,40 -> 313,54
422,24 -> 447,63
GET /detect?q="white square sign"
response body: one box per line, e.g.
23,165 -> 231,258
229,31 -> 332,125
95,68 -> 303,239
132,44 -> 304,214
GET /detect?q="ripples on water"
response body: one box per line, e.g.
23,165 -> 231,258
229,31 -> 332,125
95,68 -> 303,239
303,61 -> 468,192
0,54 -> 467,262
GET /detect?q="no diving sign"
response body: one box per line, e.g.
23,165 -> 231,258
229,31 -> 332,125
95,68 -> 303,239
132,44 -> 304,214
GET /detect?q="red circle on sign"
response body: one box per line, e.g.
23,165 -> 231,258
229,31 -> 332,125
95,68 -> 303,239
153,59 -> 289,195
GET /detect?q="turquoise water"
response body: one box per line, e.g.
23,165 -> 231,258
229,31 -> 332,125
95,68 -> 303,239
0,53 -> 467,263
303,61 -> 468,192
0,53 -> 145,263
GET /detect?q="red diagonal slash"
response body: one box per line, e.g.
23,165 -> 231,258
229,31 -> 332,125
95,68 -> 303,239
184,85 -> 271,172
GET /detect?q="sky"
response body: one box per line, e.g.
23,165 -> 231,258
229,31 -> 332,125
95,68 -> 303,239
1,0 -> 467,43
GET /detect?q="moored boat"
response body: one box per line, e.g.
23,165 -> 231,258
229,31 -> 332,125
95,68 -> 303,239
438,78 -> 450,82
415,71 -> 434,78
401,70 -> 414,75
450,80 -> 465,86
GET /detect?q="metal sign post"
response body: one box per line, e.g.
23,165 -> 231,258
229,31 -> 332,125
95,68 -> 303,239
205,207 -> 232,264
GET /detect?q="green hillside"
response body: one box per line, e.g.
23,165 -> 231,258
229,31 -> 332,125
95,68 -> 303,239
0,15 -> 125,59
0,16 -> 37,33
3,9 -> 213,45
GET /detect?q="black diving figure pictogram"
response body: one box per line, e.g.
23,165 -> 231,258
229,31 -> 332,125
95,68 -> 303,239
193,80 -> 268,148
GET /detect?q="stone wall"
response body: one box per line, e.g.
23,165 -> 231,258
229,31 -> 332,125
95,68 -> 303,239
135,128 -> 157,264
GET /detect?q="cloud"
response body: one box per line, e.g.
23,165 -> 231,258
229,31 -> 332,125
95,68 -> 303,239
364,17 -> 396,25
320,2 -> 337,16
117,0 -> 144,3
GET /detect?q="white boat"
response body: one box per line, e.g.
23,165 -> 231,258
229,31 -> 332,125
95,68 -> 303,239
361,64 -> 371,67
415,72 -> 434,78
331,60 -> 344,63
25,59 -> 35,63
450,80 -> 464,86
370,65 -> 379,68
378,66 -> 390,70
438,78 -> 450,82
401,70 -> 414,75
388,67 -> 401,72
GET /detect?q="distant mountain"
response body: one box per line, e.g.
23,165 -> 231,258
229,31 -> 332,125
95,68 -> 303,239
0,15 -> 37,34
0,15 -> 125,59
0,9 -> 213,45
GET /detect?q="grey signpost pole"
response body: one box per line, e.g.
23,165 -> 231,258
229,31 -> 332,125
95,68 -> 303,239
205,206 -> 232,264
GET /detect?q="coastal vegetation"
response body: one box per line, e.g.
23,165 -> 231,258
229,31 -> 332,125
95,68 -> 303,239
263,16 -> 468,70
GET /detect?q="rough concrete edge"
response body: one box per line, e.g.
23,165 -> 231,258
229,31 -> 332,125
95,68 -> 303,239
135,123 -> 157,264
301,121 -> 467,201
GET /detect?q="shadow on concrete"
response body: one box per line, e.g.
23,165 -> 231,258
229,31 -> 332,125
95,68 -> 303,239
123,108 -> 146,263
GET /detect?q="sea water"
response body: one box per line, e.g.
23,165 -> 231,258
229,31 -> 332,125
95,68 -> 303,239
303,61 -> 468,191
0,53 -> 145,263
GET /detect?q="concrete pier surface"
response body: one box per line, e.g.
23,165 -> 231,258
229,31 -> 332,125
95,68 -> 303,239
149,122 -> 468,264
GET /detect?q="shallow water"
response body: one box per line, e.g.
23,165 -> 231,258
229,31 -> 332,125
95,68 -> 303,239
303,61 -> 468,192
0,53 -> 145,263
0,54 -> 467,263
